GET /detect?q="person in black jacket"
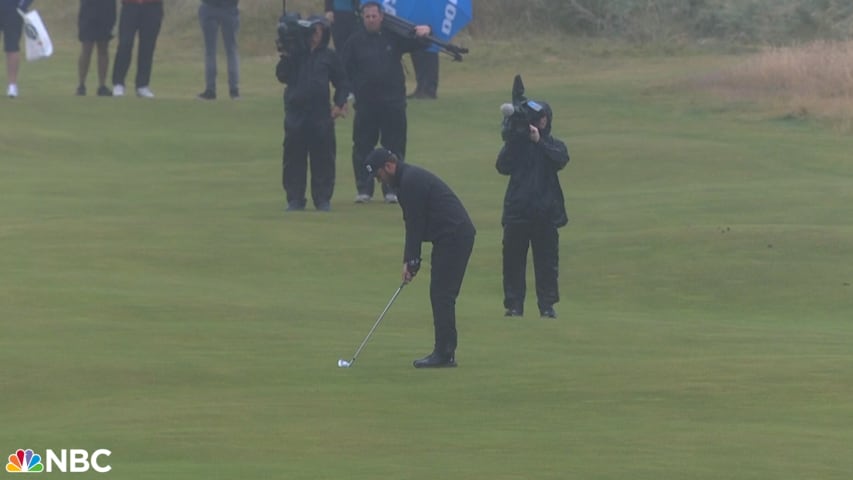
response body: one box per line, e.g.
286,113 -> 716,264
364,147 -> 476,368
342,1 -> 431,205
276,16 -> 350,211
496,101 -> 570,318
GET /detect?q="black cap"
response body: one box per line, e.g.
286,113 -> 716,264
364,147 -> 395,178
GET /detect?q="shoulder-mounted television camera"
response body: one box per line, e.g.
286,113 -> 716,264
501,75 -> 545,142
277,13 -> 314,56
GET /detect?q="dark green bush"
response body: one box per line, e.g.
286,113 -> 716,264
471,0 -> 853,44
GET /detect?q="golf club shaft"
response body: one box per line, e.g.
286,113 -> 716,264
349,283 -> 405,364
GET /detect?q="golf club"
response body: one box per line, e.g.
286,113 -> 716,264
338,283 -> 405,368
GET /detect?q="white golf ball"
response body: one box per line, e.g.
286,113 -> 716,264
338,359 -> 350,368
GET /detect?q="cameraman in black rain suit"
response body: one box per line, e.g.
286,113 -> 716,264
497,101 -> 570,318
342,1 -> 432,204
364,148 -> 476,368
276,16 -> 350,211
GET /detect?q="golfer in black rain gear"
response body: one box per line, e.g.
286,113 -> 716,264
364,148 -> 476,368
496,101 -> 570,318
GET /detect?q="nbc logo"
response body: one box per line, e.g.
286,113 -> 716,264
5,449 -> 43,473
5,449 -> 111,474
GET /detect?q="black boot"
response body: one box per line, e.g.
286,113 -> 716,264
413,351 -> 457,368
504,307 -> 523,317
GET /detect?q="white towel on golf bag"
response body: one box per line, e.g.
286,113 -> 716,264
17,9 -> 53,61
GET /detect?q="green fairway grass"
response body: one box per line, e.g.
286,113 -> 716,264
2,12 -> 853,479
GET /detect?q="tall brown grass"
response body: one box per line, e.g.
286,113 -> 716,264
691,40 -> 853,127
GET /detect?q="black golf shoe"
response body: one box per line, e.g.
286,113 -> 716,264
413,352 -> 457,368
504,307 -> 523,317
540,306 -> 557,319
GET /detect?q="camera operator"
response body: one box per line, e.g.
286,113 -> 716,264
341,1 -> 432,204
364,147 -> 476,368
496,101 -> 570,318
276,15 -> 350,212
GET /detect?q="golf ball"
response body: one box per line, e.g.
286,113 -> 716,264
338,359 -> 350,368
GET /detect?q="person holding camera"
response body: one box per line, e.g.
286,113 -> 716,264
276,16 -> 350,212
496,101 -> 570,319
341,1 -> 432,204
364,147 -> 476,368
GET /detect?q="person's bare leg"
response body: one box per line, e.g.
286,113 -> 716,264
7,51 -> 20,85
96,40 -> 110,87
78,41 -> 95,89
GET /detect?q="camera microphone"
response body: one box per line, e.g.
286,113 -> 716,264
500,103 -> 515,117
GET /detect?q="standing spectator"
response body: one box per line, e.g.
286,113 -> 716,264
111,0 -> 163,98
77,0 -> 117,96
363,147 -> 476,368
276,16 -> 350,212
408,46 -> 438,99
0,0 -> 33,98
197,0 -> 239,100
341,1 -> 431,205
496,101 -> 570,319
323,0 -> 358,50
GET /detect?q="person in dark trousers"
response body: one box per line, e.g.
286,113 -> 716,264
496,101 -> 570,318
341,1 -> 431,205
408,47 -> 438,99
323,0 -> 358,51
197,0 -> 240,100
364,147 -> 476,368
0,0 -> 33,98
77,0 -> 117,97
111,0 -> 163,98
276,16 -> 350,212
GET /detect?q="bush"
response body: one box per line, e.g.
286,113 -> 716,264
469,0 -> 853,44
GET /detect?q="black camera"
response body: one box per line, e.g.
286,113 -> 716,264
501,75 -> 545,142
277,13 -> 313,56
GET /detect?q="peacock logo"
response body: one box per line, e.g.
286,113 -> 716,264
6,449 -> 44,473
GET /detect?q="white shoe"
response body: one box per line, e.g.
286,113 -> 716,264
113,85 -> 125,97
354,194 -> 371,204
136,86 -> 155,98
384,193 -> 398,204
7,84 -> 18,98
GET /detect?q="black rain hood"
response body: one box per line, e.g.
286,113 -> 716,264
534,100 -> 553,136
307,15 -> 332,49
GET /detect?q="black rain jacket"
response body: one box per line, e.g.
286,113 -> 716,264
341,26 -> 428,106
276,24 -> 351,129
391,163 -> 476,263
496,102 -> 570,227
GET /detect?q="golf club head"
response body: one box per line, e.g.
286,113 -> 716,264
337,359 -> 352,368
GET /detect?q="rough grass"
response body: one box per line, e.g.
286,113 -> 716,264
684,40 -> 853,129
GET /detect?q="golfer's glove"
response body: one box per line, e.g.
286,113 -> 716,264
406,258 -> 421,275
